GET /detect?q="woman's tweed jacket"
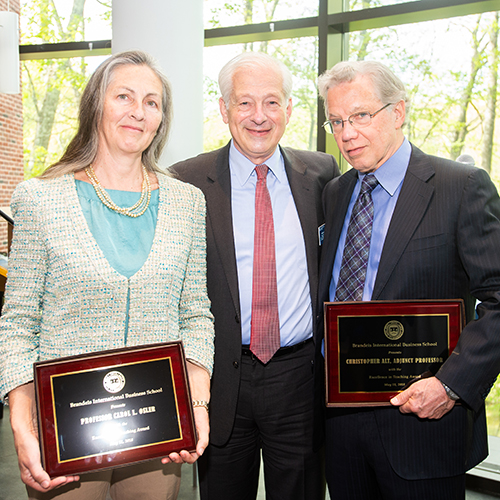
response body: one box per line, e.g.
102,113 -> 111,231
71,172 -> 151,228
0,173 -> 214,401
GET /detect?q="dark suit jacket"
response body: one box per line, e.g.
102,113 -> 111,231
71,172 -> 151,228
171,142 -> 339,446
318,144 -> 500,479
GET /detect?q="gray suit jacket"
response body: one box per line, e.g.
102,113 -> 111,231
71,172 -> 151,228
171,142 -> 339,445
319,144 -> 500,478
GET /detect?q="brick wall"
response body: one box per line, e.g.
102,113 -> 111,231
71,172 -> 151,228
0,0 -> 22,253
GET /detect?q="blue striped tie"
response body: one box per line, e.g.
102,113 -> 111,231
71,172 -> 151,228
335,175 -> 379,301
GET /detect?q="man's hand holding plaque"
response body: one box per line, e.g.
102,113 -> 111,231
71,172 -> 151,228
390,375 -> 456,419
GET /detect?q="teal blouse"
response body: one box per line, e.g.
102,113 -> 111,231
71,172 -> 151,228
75,180 -> 159,278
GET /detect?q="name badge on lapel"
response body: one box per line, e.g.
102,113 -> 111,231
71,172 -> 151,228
318,224 -> 325,246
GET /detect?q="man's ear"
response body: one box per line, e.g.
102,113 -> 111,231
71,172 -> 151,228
219,97 -> 229,124
285,97 -> 293,125
394,99 -> 406,129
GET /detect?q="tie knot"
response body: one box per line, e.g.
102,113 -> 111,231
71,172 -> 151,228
255,164 -> 269,180
360,174 -> 378,194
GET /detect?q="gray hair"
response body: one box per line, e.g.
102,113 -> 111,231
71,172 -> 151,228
318,60 -> 410,122
41,50 -> 173,179
218,52 -> 293,105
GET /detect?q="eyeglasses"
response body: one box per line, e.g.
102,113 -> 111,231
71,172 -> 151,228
322,103 -> 394,134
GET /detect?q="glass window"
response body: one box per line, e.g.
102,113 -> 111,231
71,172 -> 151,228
347,12 -> 500,185
22,56 -> 108,178
204,0 -> 318,29
488,386 -> 500,438
21,0 -> 112,178
204,36 -> 319,152
348,0 -> 415,12
21,0 -> 111,45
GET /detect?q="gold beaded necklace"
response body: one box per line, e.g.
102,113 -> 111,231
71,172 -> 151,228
84,164 -> 152,218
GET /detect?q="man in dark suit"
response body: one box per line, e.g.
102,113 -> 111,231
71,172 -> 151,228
317,60 -> 500,499
171,52 -> 339,500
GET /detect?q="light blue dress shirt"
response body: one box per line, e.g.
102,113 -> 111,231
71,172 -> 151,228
230,142 -> 313,347
329,139 -> 412,301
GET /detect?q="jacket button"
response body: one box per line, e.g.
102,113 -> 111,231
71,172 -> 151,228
233,361 -> 239,368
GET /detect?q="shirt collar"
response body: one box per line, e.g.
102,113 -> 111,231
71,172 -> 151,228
229,141 -> 286,187
360,138 -> 411,196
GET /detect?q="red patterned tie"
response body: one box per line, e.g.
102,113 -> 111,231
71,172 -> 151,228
250,164 -> 280,364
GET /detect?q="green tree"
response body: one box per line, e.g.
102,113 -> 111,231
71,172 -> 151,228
22,0 -> 110,178
449,17 -> 484,161
22,0 -> 87,178
278,37 -> 319,150
349,15 -> 499,175
480,12 -> 499,173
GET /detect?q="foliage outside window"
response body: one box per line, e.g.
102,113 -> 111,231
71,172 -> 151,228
204,0 -> 318,29
349,0 -> 417,12
21,0 -> 110,179
348,13 -> 499,180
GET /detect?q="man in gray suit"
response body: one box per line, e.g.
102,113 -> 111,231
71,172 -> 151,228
317,60 -> 500,499
171,52 -> 339,500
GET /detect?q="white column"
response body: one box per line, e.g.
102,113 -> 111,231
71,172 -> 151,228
0,11 -> 20,94
112,0 -> 203,168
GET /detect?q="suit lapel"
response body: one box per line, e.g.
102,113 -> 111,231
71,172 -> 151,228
281,147 -> 321,316
203,144 -> 241,320
372,146 -> 435,299
318,169 -> 358,306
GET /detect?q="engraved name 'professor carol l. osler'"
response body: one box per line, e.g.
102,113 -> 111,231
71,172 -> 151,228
50,357 -> 181,463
